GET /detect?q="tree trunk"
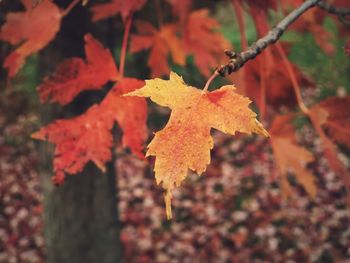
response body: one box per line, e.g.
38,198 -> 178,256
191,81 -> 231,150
38,1 -> 121,262
41,161 -> 120,263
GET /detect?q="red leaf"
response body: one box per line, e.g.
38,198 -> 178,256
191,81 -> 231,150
130,21 -> 185,77
244,45 -> 312,109
37,34 -> 119,106
310,104 -> 350,191
240,10 -> 313,110
91,0 -> 146,22
183,9 -> 230,77
101,78 -> 148,158
314,96 -> 350,149
0,0 -> 62,77
32,78 -> 148,183
167,0 -> 192,25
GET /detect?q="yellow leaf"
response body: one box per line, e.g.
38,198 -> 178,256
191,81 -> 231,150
126,72 -> 268,219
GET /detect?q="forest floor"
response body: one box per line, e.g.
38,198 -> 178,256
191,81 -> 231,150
1,92 -> 350,263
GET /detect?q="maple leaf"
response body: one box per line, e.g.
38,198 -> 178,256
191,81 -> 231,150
239,44 -> 313,110
37,34 -> 119,106
32,78 -> 147,184
0,0 -> 62,77
91,0 -> 146,22
309,101 -> 350,190
238,7 -> 313,110
125,71 -> 268,219
130,21 -> 185,77
270,114 -> 317,198
315,96 -> 350,149
183,9 -> 230,77
167,0 -> 192,25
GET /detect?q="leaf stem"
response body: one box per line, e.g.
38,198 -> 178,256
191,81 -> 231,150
259,54 -> 268,120
275,43 -> 310,115
317,1 -> 350,17
202,71 -> 219,93
119,14 -> 133,78
232,0 -> 248,50
62,0 -> 81,17
155,0 -> 163,28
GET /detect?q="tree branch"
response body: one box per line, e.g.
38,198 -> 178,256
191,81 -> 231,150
317,1 -> 350,25
217,0 -> 322,77
317,1 -> 350,16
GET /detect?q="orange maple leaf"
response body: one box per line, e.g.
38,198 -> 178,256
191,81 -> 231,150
0,0 -> 62,77
130,21 -> 185,77
90,0 -> 146,22
37,34 -> 119,106
183,9 -> 230,77
32,78 -> 147,184
125,72 -> 268,219
270,114 -> 317,198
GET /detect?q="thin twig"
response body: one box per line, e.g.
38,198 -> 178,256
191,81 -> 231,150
155,0 -> 163,28
317,1 -> 350,25
259,53 -> 267,120
231,0 -> 249,94
232,0 -> 248,50
317,1 -> 350,16
119,14 -> 133,78
62,0 -> 81,17
275,43 -> 310,115
217,0 -> 322,76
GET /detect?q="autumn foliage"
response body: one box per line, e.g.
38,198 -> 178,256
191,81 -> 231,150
126,72 -> 268,218
1,0 -> 350,220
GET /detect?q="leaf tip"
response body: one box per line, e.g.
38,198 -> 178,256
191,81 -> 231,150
169,71 -> 184,84
122,88 -> 143,97
31,130 -> 44,140
255,119 -> 269,138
